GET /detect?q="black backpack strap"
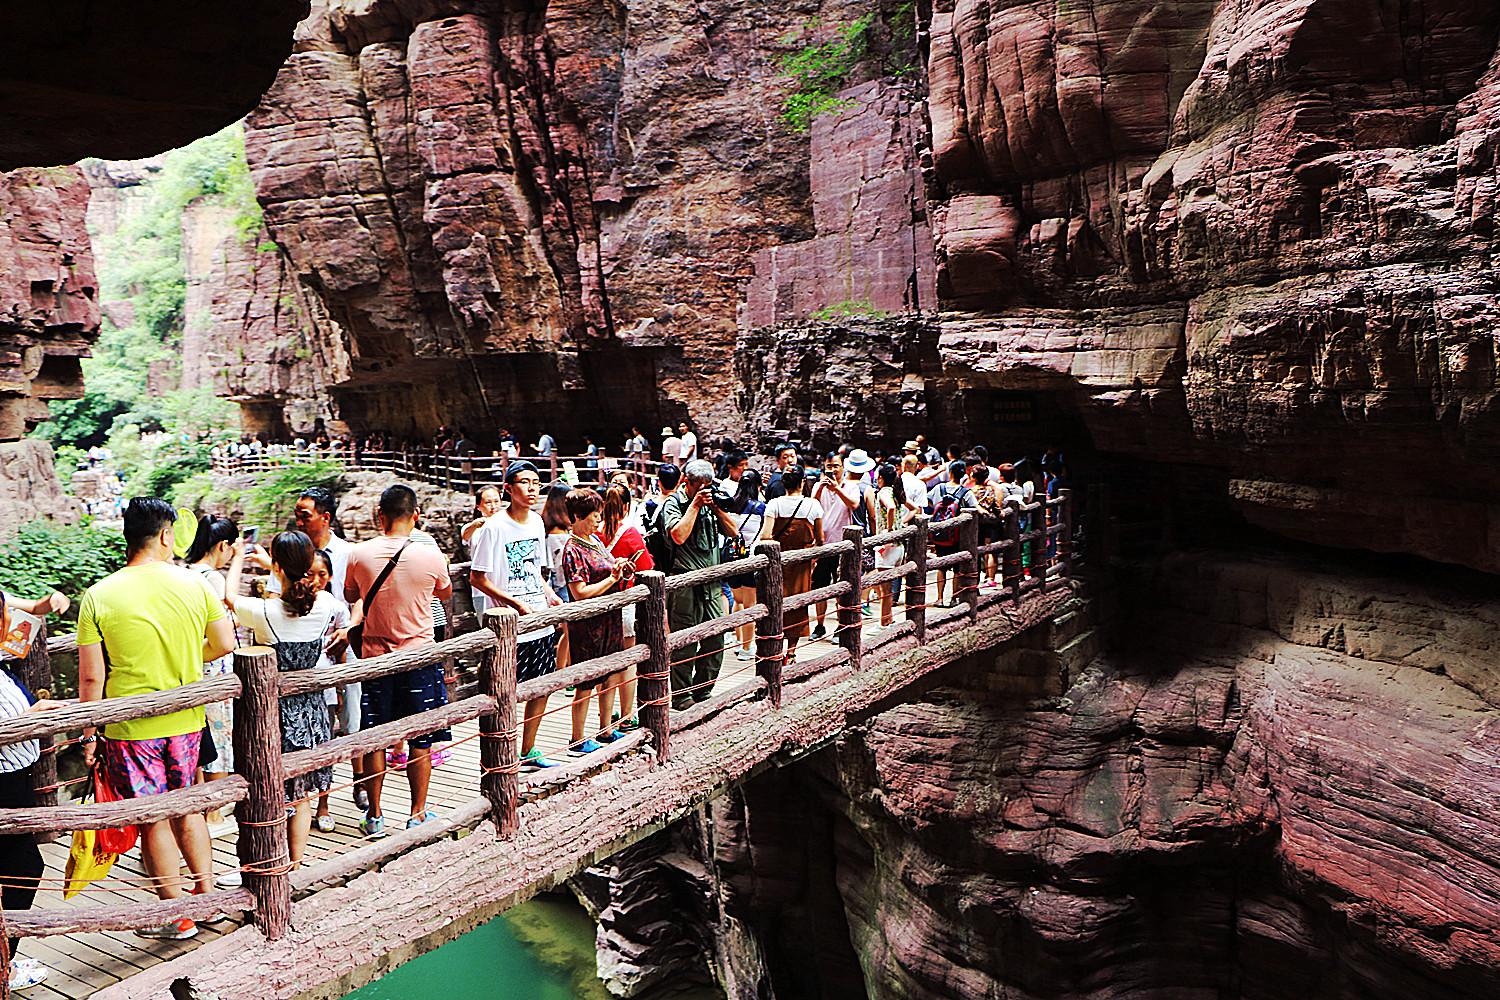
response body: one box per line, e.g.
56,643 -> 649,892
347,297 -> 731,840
362,541 -> 411,617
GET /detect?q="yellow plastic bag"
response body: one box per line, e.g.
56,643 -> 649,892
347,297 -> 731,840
63,827 -> 119,899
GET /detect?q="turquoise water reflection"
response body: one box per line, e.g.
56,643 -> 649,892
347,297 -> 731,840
344,894 -> 721,1000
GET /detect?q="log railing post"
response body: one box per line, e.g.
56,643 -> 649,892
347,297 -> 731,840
636,571 -> 671,762
19,620 -> 57,812
905,515 -> 928,641
752,540 -> 784,707
1005,507 -> 1023,604
480,609 -> 520,838
959,512 -> 980,623
839,525 -> 864,669
1058,488 -> 1073,575
232,646 -> 292,940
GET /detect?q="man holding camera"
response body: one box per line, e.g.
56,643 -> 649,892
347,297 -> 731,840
661,460 -> 739,709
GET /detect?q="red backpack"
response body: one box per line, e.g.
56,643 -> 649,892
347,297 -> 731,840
930,484 -> 970,547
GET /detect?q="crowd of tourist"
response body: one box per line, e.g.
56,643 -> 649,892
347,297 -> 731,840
0,425 -> 1067,988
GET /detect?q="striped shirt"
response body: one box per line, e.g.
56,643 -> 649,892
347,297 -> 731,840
0,601 -> 38,775
0,593 -> 37,772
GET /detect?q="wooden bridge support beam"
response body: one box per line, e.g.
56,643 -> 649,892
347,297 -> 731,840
233,646 -> 292,940
1058,487 -> 1073,570
19,620 -> 56,812
959,512 -> 980,624
1005,508 -> 1023,604
480,610 -> 520,839
839,526 -> 864,669
905,515 -> 928,642
752,540 -> 784,707
636,571 -> 672,762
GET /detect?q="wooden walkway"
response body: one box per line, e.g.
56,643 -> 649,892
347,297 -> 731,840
18,600 -> 931,998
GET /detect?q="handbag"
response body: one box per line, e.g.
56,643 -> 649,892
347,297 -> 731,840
348,541 -> 410,657
722,512 -> 754,589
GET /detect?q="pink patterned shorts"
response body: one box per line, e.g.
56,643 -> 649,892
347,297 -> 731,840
101,731 -> 201,798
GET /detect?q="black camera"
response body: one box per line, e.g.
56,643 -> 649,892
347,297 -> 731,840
708,487 -> 736,510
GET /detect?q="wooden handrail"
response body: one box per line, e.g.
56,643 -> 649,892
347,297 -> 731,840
0,777 -> 247,835
282,696 -> 496,779
515,644 -> 651,705
0,674 -> 243,747
277,628 -> 494,697
663,554 -> 770,592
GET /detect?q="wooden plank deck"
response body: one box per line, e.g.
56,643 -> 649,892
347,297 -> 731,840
19,589 -> 952,998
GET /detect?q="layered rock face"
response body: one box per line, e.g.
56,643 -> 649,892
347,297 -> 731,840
0,2 -> 308,169
922,0 -> 1500,570
631,555 -> 1498,999
239,0 -> 883,440
180,203 -> 345,437
822,555 -> 1500,999
0,166 -> 96,537
0,167 -> 97,442
741,2 -> 1500,572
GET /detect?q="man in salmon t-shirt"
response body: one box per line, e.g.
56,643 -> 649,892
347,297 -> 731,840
344,484 -> 452,838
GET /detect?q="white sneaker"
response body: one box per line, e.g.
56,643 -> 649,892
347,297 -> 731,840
315,813 -> 336,833
10,956 -> 48,989
215,869 -> 243,889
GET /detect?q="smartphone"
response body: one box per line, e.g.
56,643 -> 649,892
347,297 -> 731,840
627,548 -> 645,564
243,526 -> 259,545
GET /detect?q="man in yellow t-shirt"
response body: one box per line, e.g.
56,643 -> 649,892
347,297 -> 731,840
77,498 -> 235,941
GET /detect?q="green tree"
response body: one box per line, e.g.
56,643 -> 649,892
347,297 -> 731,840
0,522 -> 128,624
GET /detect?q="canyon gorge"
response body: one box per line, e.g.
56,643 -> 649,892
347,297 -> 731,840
3,0 -> 1500,997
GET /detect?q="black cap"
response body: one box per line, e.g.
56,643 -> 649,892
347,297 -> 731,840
504,460 -> 539,483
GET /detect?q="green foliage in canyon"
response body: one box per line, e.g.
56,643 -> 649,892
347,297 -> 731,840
778,2 -> 918,133
0,521 -> 127,624
36,124 -> 259,452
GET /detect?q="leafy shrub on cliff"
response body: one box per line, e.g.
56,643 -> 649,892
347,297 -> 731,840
811,299 -> 887,321
0,521 -> 127,623
778,3 -> 918,133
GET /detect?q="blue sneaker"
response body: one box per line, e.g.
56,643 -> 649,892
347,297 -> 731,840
520,748 -> 560,770
568,738 -> 604,756
597,729 -> 627,743
359,814 -> 387,839
406,810 -> 438,829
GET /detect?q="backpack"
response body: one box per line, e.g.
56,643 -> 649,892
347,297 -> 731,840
642,500 -> 676,573
930,484 -> 970,547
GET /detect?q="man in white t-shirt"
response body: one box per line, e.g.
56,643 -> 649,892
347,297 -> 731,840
677,421 -> 698,463
468,461 -> 563,770
660,426 -> 681,465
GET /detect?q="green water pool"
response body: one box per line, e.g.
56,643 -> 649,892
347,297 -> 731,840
344,894 -> 721,1000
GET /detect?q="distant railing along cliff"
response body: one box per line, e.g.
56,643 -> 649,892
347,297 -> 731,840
7,494 -> 1074,995
212,447 -> 655,491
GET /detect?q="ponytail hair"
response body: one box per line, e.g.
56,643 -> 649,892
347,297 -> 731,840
271,530 -> 317,617
186,514 -> 238,564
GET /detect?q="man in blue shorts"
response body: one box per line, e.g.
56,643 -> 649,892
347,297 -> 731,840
344,485 -> 453,836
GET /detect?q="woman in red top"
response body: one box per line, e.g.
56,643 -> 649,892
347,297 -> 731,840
602,485 -> 650,730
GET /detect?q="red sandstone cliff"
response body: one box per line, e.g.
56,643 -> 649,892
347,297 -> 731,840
237,0 -> 887,440
0,166 -> 95,536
